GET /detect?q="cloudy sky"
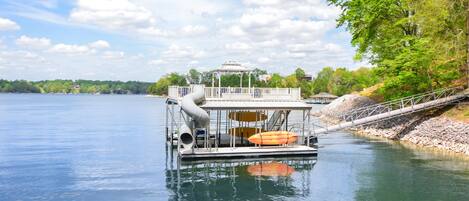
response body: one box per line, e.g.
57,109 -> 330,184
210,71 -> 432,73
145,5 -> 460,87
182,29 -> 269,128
0,0 -> 366,82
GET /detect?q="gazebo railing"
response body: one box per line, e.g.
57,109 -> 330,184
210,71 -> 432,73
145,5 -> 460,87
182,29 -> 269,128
168,86 -> 301,100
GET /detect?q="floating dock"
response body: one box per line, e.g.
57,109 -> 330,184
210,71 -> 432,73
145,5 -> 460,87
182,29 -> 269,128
165,63 -> 317,160
179,145 -> 317,160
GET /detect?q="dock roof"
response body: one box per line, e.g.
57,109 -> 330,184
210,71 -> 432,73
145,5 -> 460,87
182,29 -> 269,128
200,100 -> 312,110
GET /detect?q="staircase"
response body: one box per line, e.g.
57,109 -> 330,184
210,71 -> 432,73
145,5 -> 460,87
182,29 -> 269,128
266,110 -> 291,131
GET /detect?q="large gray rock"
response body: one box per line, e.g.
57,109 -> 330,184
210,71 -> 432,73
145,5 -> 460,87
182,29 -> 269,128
401,117 -> 469,154
320,94 -> 376,118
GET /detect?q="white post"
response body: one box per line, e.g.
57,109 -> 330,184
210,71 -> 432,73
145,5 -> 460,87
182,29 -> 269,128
211,73 -> 215,88
248,72 -> 252,95
240,73 -> 243,88
218,72 -> 221,98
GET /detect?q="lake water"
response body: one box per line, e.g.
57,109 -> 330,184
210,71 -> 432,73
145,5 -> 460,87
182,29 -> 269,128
0,94 -> 468,201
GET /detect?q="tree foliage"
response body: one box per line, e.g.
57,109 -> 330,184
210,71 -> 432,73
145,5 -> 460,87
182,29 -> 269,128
329,0 -> 467,99
147,67 -> 378,98
0,79 -> 151,94
147,73 -> 187,95
312,67 -> 379,96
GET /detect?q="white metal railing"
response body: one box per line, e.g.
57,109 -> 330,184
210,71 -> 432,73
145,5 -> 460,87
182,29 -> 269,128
337,87 -> 464,122
168,86 -> 302,100
309,87 -> 466,135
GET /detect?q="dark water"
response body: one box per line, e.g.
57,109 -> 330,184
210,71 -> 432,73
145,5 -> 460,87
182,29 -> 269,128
0,94 -> 468,201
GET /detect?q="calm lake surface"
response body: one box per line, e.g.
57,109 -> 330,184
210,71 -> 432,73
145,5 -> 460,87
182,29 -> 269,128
0,94 -> 468,201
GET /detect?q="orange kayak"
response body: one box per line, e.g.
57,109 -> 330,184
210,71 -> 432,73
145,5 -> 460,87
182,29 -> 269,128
248,131 -> 298,145
228,127 -> 264,138
247,162 -> 295,177
229,111 -> 267,122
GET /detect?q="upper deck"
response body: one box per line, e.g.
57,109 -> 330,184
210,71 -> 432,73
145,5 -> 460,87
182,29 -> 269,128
168,86 -> 302,101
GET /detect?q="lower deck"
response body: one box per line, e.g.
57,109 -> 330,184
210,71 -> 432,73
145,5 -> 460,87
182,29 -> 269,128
179,145 -> 317,160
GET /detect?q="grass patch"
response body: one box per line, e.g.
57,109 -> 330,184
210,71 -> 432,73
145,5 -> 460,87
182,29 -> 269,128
357,83 -> 384,102
443,103 -> 469,123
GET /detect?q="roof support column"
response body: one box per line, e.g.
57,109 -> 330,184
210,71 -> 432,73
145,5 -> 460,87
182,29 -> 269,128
218,72 -> 221,98
248,72 -> 251,94
211,73 -> 215,88
240,73 -> 243,88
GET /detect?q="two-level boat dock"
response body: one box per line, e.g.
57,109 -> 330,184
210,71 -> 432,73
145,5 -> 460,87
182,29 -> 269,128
165,63 -> 317,160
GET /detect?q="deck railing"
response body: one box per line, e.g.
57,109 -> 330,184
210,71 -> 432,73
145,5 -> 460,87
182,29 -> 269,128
168,85 -> 302,100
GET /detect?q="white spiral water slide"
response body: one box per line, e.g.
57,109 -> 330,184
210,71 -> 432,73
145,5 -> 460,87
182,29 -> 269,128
179,85 -> 210,150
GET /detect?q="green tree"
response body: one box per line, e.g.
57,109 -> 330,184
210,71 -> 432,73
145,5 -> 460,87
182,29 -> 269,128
294,68 -> 306,80
269,73 -> 283,87
312,67 -> 334,94
148,73 -> 187,95
283,75 -> 299,88
329,68 -> 355,96
188,69 -> 201,84
329,0 -> 466,100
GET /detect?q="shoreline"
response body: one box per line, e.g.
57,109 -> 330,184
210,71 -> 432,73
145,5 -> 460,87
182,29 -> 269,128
0,92 -> 153,96
349,130 -> 469,160
318,94 -> 469,155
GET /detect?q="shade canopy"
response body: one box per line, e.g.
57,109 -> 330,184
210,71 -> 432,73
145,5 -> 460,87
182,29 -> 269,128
213,61 -> 252,73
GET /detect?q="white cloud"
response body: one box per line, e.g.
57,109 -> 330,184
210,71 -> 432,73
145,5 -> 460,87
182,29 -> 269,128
102,51 -> 124,59
89,40 -> 110,49
160,44 -> 205,61
38,0 -> 59,9
0,50 -> 46,64
242,0 -> 340,20
48,43 -> 91,55
70,0 -> 155,29
225,42 -> 252,52
257,57 -> 270,63
181,25 -> 208,36
149,44 -> 206,69
137,27 -> 168,37
15,35 -> 51,49
148,59 -> 166,65
255,39 -> 280,48
70,0 -> 170,39
0,17 -> 20,31
0,0 -> 363,81
223,25 -> 246,37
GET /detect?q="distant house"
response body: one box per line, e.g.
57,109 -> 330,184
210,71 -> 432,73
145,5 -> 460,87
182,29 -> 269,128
302,74 -> 313,81
259,74 -> 272,82
306,92 -> 338,104
72,84 -> 80,90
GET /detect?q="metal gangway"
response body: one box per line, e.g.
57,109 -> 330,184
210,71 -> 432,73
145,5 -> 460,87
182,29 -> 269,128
311,87 -> 469,135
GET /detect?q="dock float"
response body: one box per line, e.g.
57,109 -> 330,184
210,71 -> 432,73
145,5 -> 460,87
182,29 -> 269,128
179,145 -> 317,160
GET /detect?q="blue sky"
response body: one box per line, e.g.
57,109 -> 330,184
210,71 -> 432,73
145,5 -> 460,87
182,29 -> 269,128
0,0 -> 367,81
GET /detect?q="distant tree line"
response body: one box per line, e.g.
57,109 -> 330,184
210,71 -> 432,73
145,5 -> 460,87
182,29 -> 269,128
147,67 -> 380,98
0,79 -> 152,94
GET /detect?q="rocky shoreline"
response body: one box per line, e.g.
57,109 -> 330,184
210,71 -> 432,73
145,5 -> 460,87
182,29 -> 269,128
318,94 -> 469,155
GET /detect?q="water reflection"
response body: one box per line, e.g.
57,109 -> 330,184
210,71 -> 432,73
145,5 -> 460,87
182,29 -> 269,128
247,162 -> 295,177
165,154 -> 316,201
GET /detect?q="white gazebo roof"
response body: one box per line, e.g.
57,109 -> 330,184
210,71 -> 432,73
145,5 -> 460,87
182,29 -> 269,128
214,61 -> 252,73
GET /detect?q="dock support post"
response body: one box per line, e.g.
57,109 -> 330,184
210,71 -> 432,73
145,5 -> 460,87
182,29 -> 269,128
302,110 -> 305,145
170,103 -> 175,147
307,109 -> 311,147
165,103 -> 169,141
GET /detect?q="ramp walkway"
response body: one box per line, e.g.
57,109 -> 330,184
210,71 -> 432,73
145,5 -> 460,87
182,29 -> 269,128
312,87 -> 468,135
